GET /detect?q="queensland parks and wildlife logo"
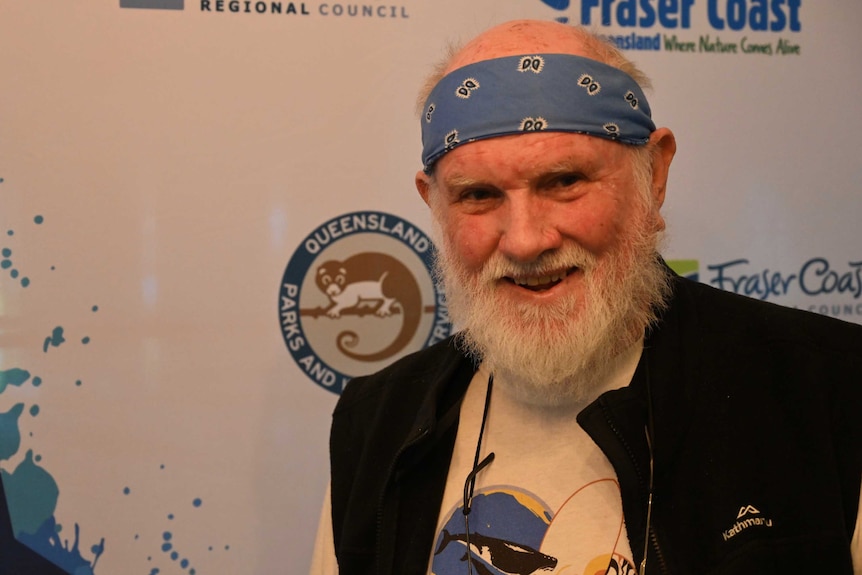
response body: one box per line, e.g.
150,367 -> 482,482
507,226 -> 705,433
279,211 -> 452,394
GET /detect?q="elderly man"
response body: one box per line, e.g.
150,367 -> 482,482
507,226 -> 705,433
311,19 -> 862,575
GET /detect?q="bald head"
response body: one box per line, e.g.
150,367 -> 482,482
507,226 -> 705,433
448,20 -> 615,71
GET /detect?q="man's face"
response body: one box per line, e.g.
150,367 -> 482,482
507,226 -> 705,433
418,131 -> 670,406
425,131 -> 657,309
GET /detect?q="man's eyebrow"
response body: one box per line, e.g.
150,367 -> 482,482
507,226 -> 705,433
541,159 -> 587,174
440,173 -> 491,189
440,159 -> 591,189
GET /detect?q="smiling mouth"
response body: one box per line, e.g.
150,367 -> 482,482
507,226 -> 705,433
506,267 -> 578,291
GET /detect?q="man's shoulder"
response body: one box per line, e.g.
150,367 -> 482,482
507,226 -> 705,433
334,336 -> 472,414
674,275 -> 862,352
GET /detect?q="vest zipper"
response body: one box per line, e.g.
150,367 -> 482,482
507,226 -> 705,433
599,401 -> 672,574
649,527 -> 670,575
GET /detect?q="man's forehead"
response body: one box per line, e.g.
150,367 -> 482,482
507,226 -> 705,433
434,132 -> 623,185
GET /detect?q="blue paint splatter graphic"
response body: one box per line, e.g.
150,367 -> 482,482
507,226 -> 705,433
0,368 -> 31,393
143,497 -> 216,574
157,529 -> 198,573
2,450 -> 104,572
1,246 -> 31,287
1,369 -> 105,573
2,182 -> 225,573
0,404 -> 25,460
44,326 -> 66,352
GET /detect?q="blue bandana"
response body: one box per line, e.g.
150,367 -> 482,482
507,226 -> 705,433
420,54 -> 655,172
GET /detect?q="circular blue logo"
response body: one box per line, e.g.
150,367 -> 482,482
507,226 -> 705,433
278,211 -> 452,394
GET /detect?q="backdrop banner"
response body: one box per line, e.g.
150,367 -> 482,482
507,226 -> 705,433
0,1 -> 860,573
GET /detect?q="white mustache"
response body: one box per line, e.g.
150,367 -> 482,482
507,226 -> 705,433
478,244 -> 597,284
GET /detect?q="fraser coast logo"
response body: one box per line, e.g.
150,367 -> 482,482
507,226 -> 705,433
669,256 -> 862,320
536,0 -> 802,55
722,504 -> 773,541
278,211 -> 451,394
667,259 -> 699,281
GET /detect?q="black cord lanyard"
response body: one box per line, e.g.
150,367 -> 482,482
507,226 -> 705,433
462,373 -> 495,575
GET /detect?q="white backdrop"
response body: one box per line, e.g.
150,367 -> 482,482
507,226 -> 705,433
0,1 -> 860,573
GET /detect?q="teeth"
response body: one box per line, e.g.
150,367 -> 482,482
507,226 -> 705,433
514,272 -> 565,286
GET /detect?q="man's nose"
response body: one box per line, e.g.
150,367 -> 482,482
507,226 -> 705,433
496,197 -> 562,262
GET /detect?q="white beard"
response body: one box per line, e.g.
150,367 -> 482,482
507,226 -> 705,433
432,206 -> 670,408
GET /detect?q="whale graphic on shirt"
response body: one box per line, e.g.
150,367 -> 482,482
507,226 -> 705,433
434,529 -> 558,574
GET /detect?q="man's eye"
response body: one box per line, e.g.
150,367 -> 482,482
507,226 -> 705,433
459,188 -> 497,202
551,174 -> 582,188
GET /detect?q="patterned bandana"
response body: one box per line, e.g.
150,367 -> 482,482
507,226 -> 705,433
420,53 -> 655,172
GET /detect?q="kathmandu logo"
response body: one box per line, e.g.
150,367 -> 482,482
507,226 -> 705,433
722,504 -> 773,541
119,0 -> 184,9
278,211 -> 451,394
737,505 -> 760,518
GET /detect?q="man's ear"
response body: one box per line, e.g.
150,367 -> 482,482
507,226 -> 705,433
648,127 -> 676,231
415,170 -> 432,206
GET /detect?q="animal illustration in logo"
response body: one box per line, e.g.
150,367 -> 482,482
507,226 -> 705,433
432,482 -> 634,575
435,529 -> 557,574
312,252 -> 421,362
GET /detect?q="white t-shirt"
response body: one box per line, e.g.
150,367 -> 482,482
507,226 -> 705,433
426,341 -> 642,575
